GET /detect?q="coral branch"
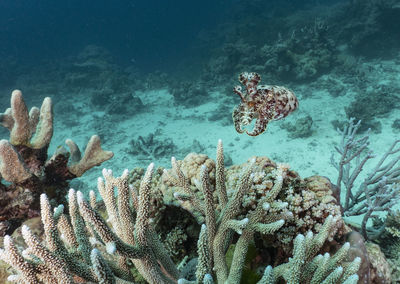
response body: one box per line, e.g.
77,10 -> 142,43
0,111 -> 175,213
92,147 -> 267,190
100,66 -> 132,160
0,90 -> 113,237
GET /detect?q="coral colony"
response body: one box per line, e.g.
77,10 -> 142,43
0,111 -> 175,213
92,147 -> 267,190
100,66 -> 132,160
0,88 -> 362,284
2,0 -> 400,282
0,90 -> 113,237
0,78 -> 399,283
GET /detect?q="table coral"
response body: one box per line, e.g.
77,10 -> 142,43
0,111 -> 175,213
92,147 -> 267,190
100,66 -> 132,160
232,72 -> 298,136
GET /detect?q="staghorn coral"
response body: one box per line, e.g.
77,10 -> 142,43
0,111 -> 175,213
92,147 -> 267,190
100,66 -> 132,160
0,191 -> 359,284
161,141 -> 355,283
161,150 -> 345,257
260,215 -> 361,284
163,141 -> 290,283
330,118 -> 400,239
0,90 -> 113,237
161,153 -> 216,223
0,140 -> 361,283
128,166 -> 166,224
129,165 -> 201,264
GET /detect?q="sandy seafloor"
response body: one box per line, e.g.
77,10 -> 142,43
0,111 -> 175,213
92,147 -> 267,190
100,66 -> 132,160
39,57 -> 399,214
0,57 -> 398,220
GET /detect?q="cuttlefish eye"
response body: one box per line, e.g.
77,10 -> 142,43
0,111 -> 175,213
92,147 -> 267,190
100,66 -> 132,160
247,101 -> 256,107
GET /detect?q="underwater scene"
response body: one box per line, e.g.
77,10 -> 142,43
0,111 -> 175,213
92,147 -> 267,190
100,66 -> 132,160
0,0 -> 399,283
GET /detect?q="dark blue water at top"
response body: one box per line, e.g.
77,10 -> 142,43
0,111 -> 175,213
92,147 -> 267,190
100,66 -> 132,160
0,0 -> 341,73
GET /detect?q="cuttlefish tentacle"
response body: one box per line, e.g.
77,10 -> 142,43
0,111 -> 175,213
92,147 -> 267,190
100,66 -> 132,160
233,105 -> 245,133
246,117 -> 268,136
233,86 -> 246,102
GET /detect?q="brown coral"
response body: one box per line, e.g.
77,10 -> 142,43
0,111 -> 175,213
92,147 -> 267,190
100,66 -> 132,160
161,152 -> 344,257
225,157 -> 344,254
0,90 -> 113,236
161,153 -> 216,222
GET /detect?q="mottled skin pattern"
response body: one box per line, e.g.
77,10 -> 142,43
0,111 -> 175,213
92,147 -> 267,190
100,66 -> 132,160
232,72 -> 299,136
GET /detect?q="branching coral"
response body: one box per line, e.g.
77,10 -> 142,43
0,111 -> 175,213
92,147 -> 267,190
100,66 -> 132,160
0,166 -> 179,283
162,150 -> 345,257
0,90 -> 113,236
163,140 -> 290,283
260,215 -> 361,284
213,156 -> 344,255
0,140 -> 360,284
330,118 -> 400,239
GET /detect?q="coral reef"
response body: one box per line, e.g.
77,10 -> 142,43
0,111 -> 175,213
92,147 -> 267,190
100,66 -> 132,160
281,114 -> 313,139
345,84 -> 398,133
330,118 -> 400,239
260,18 -> 335,81
371,210 -> 400,282
1,0 -> 400,281
0,140 -> 361,283
168,81 -> 209,107
196,0 -> 400,89
201,5 -> 338,85
332,0 -> 400,57
224,158 -> 344,255
0,90 -> 113,237
126,133 -> 177,162
260,216 -> 360,283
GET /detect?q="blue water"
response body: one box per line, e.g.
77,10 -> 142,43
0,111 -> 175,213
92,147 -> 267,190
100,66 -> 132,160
0,0 -> 230,71
0,0 -> 345,72
0,1 -> 400,282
